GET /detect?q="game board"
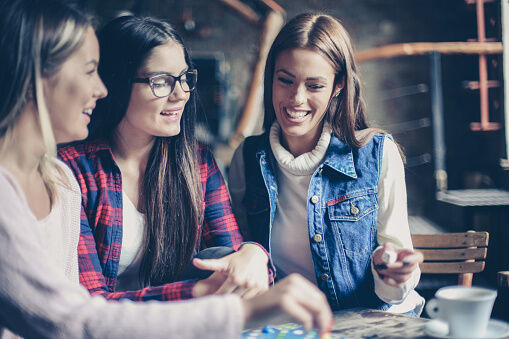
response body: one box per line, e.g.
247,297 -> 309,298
242,323 -> 346,339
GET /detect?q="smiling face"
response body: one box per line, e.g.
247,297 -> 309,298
117,42 -> 190,142
272,47 -> 341,155
43,27 -> 108,144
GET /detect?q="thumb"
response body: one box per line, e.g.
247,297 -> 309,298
373,244 -> 388,261
192,258 -> 229,272
383,242 -> 395,252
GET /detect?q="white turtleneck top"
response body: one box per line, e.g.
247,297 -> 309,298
268,122 -> 332,285
229,122 -> 424,315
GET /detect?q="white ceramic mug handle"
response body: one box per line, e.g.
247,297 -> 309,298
426,298 -> 440,319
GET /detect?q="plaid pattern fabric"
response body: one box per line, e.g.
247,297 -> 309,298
58,139 -> 273,301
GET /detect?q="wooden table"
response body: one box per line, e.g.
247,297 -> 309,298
330,308 -> 429,338
245,308 -> 509,338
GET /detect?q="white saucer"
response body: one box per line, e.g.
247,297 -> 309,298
424,319 -> 509,338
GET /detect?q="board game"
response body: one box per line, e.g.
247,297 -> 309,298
242,323 -> 345,339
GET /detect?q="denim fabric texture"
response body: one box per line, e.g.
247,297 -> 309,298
242,132 -> 391,311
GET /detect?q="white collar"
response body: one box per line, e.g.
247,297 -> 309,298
269,121 -> 331,176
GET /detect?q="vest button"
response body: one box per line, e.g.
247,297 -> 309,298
311,195 -> 319,204
313,234 -> 322,242
350,205 -> 359,215
320,273 -> 329,281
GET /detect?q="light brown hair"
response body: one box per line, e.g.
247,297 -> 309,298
264,13 -> 373,148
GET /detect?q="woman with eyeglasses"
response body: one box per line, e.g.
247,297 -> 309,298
58,15 -> 273,302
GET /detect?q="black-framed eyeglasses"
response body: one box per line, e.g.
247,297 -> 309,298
132,69 -> 198,98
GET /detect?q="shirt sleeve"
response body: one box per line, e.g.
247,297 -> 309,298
200,146 -> 244,249
199,146 -> 275,283
0,170 -> 244,339
371,137 -> 421,304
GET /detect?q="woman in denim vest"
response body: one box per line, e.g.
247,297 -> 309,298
229,12 -> 425,315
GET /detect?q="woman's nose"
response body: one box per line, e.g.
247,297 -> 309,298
95,76 -> 108,99
169,79 -> 188,101
290,85 -> 306,105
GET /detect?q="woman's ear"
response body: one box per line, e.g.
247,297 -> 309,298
333,77 -> 345,97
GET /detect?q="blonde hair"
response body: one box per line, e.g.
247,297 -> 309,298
0,0 -> 91,197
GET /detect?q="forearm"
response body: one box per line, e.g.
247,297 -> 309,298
98,280 -> 196,301
0,208 -> 243,339
374,138 -> 420,304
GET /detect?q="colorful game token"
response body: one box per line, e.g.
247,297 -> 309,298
262,326 -> 276,334
242,323 -> 344,338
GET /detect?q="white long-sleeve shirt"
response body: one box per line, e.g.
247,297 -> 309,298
229,123 -> 424,315
0,160 -> 243,339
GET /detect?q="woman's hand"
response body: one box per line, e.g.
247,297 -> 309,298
192,244 -> 269,299
242,274 -> 333,334
372,242 -> 423,287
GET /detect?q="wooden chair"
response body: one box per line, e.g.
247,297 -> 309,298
411,231 -> 489,287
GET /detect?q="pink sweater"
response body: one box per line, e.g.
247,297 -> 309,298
0,161 -> 243,339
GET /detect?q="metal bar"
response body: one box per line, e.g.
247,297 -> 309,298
465,0 -> 496,4
462,80 -> 500,90
217,0 -> 261,25
258,0 -> 285,14
476,0 -> 490,130
429,52 -> 448,192
502,0 -> 509,160
355,41 -> 503,62
378,83 -> 428,101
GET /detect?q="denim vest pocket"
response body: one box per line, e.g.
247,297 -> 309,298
327,192 -> 377,255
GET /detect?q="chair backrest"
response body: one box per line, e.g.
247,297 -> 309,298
411,231 -> 489,287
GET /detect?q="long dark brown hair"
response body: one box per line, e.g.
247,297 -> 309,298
264,13 -> 371,149
89,16 -> 202,285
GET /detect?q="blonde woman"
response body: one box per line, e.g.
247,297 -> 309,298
0,1 -> 331,338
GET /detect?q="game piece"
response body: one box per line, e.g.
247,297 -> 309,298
381,250 -> 397,264
262,326 -> 276,333
242,323 -> 343,338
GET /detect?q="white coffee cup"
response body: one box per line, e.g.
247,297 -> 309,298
426,286 -> 497,338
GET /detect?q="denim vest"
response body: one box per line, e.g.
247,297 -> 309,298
242,132 -> 391,311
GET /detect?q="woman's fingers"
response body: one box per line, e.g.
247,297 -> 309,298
242,285 -> 267,300
400,251 -> 424,264
374,248 -> 423,286
279,274 -> 332,332
242,274 -> 332,333
192,270 -> 229,297
279,295 -> 314,331
215,276 -> 240,295
192,258 -> 228,272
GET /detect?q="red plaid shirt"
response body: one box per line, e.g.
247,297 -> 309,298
58,139 -> 272,301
